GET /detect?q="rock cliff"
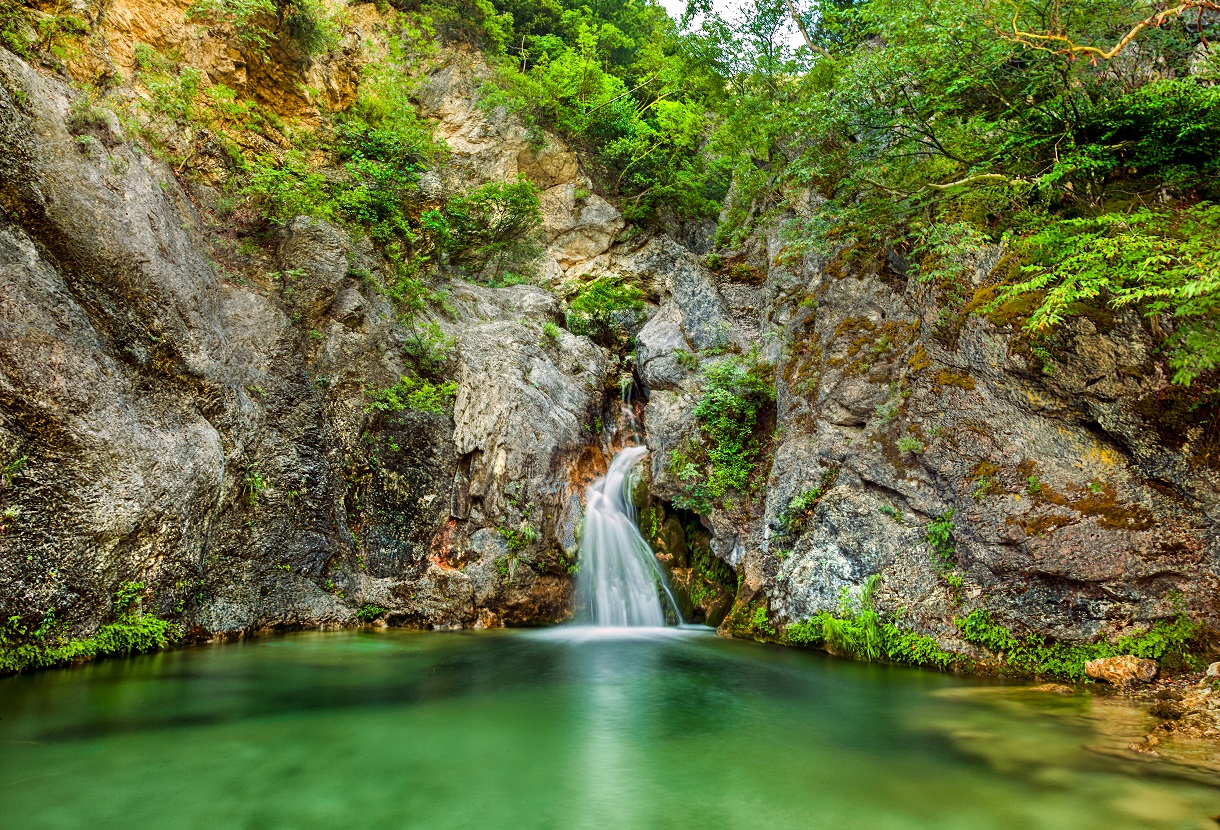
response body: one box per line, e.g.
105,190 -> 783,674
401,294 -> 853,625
0,0 -> 1216,671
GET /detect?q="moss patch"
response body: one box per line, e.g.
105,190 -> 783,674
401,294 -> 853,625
934,369 -> 976,390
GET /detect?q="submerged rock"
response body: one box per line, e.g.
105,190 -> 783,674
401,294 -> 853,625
1030,683 -> 1076,695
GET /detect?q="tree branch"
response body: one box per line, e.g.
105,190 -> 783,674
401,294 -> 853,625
924,173 -> 1026,191
996,0 -> 1220,61
783,0 -> 834,59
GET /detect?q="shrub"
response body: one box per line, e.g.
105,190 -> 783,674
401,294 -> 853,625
244,152 -> 334,225
565,277 -> 646,348
991,204 -> 1220,387
185,0 -> 277,50
783,575 -> 960,670
356,603 -> 388,623
441,180 -> 542,278
403,320 -> 454,378
282,0 -> 340,56
366,376 -> 458,415
955,609 -> 1201,681
674,354 -> 775,511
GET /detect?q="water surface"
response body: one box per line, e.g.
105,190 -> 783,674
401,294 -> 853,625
1,628 -> 1217,829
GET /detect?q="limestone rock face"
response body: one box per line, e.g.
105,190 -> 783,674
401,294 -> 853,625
632,189 -> 1220,653
0,46 -> 610,645
414,52 -> 580,196
540,184 -> 625,272
1,3 -> 1218,672
1086,656 -> 1160,686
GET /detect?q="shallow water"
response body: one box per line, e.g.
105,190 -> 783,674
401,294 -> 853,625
1,628 -> 1217,829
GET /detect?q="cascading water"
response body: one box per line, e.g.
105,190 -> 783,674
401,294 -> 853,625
576,445 -> 681,627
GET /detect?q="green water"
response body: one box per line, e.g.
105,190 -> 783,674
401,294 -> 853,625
1,628 -> 1217,829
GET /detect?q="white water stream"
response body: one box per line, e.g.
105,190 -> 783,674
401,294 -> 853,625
575,446 -> 681,627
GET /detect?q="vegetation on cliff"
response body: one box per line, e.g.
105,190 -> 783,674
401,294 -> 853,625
1,0 -> 1217,674
1,583 -> 179,675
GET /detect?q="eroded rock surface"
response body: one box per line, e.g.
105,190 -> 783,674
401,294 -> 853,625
1087,656 -> 1160,687
633,207 -> 1220,652
0,43 -> 611,643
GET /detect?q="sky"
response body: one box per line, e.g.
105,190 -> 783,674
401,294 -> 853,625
656,0 -> 806,48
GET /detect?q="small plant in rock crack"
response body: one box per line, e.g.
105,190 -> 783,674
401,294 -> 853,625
879,504 -> 903,523
971,476 -> 999,502
356,604 -> 388,623
499,524 -> 537,553
243,464 -> 269,507
673,348 -> 700,371
897,436 -> 925,454
0,505 -> 21,532
541,320 -> 561,344
1026,475 -> 1042,495
776,468 -> 840,536
1,455 -> 27,487
925,509 -> 956,571
943,571 -> 965,605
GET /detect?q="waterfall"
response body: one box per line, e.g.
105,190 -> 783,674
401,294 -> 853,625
576,446 -> 681,627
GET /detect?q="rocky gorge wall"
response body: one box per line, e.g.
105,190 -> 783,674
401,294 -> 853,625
0,0 -> 1217,677
634,212 -> 1220,655
0,20 -> 632,642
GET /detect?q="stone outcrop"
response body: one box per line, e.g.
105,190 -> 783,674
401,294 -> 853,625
1086,656 -> 1160,686
633,206 -> 1220,653
0,39 -> 612,646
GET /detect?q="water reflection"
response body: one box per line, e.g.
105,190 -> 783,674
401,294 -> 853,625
0,629 -> 1215,829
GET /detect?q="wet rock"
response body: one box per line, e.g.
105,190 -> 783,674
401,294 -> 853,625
1030,683 -> 1076,695
1086,656 -> 1159,687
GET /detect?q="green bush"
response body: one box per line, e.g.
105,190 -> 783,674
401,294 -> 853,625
403,320 -> 455,378
244,151 -> 335,225
185,0 -> 277,50
366,375 -> 458,415
440,180 -> 543,278
925,509 -> 955,571
991,204 -> 1220,386
565,276 -> 646,348
356,603 -> 388,623
671,353 -> 775,512
783,575 -> 960,670
282,0 -> 341,56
